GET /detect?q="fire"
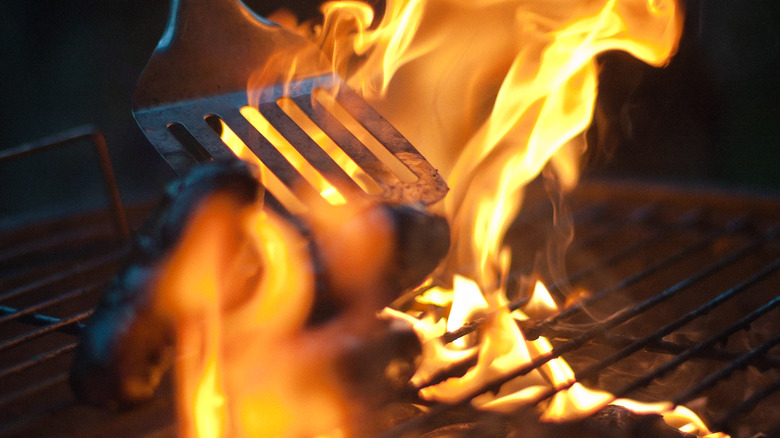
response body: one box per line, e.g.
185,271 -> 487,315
160,0 -> 729,436
217,116 -> 348,208
310,0 -> 682,286
391,278 -> 727,437
156,191 -> 364,437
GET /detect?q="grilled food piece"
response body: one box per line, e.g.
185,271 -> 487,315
70,160 -> 449,407
70,161 -> 262,406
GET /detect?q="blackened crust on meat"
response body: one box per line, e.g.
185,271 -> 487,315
391,203 -> 450,291
306,203 -> 449,326
134,160 -> 262,260
69,161 -> 262,407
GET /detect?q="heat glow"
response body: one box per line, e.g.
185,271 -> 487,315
170,0 -> 729,436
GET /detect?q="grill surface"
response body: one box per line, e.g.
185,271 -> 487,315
2,138 -> 780,437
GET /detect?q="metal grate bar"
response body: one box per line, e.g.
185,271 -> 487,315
548,330 -> 780,369
0,373 -> 69,410
555,203 -> 657,255
0,310 -> 92,352
712,377 -> 780,433
547,208 -> 702,293
442,209 -> 726,346
392,225 -> 778,438
507,204 -> 657,296
522,216 -> 750,340
431,220 -> 770,389
0,250 -> 125,304
672,331 -> 780,406
0,226 -> 118,267
0,125 -> 129,240
614,291 -> 780,401
521,257 -> 780,409
0,281 -> 104,326
0,342 -> 78,381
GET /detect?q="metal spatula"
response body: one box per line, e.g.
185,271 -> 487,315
133,0 -> 447,209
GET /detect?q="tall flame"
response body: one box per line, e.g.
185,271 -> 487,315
158,0 -> 733,436
156,192 -> 356,437
313,0 -> 681,286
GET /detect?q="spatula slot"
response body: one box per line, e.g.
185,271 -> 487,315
134,0 -> 447,208
204,113 -> 309,215
312,89 -> 419,185
166,122 -> 213,163
276,97 -> 383,196
238,106 -> 349,206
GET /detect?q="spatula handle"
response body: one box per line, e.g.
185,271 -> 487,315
158,0 -> 278,50
134,0 -> 328,109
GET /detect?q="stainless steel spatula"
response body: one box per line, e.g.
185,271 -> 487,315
133,0 -> 447,208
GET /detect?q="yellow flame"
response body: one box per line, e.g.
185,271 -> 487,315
611,399 -> 730,438
193,356 -> 226,438
312,0 -> 682,288
307,1 -> 716,433
233,109 -> 348,206
446,276 -> 488,348
217,118 -> 308,214
414,286 -> 454,307
155,190 -> 358,437
524,280 -> 559,319
387,275 -> 727,436
167,0 -> 722,435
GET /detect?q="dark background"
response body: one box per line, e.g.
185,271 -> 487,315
1,0 -> 778,224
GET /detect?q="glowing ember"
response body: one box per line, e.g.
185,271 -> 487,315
161,0 -> 730,436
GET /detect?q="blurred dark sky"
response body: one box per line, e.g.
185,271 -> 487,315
1,0 -> 779,215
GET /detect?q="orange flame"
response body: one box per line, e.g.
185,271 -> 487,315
156,192 -> 362,437
160,0 -> 729,436
312,0 -> 682,287
306,0 -> 723,434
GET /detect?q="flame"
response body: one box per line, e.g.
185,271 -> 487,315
524,280 -> 559,319
392,277 -> 727,436
156,191 -> 363,437
218,114 -> 348,206
161,0 -> 729,435
217,118 -> 308,214
311,0 -> 682,286
304,0 -> 721,435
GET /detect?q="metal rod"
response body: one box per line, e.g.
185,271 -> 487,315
0,250 -> 125,304
613,290 -> 780,401
0,342 -> 78,381
394,200 -> 613,311
0,282 -> 104,326
0,310 -> 92,352
390,226 -> 777,438
547,203 -> 656,258
0,223 -> 124,268
712,376 -> 780,433
546,208 -> 701,293
90,130 -> 131,240
0,373 -> 68,410
547,329 -> 780,369
519,257 -> 780,410
0,125 -> 130,241
522,216 -> 750,340
0,126 -> 101,161
672,331 -> 780,407
439,209 -> 711,346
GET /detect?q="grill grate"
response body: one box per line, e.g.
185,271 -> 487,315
382,180 -> 780,438
1,130 -> 780,437
0,128 -> 172,437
